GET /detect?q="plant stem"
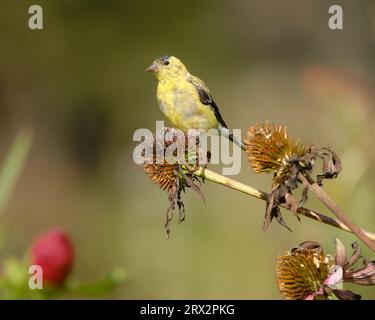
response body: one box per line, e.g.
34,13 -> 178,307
193,167 -> 375,242
298,173 -> 375,253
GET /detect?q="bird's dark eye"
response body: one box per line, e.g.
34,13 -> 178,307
163,59 -> 170,65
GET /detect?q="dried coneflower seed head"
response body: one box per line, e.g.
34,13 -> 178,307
143,129 -> 202,192
143,131 -> 181,192
276,248 -> 331,300
245,122 -> 312,186
144,163 -> 178,192
142,128 -> 205,235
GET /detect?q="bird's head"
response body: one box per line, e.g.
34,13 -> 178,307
146,55 -> 189,81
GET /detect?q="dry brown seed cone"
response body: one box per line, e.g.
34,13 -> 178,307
276,248 -> 332,300
144,163 -> 179,192
245,122 -> 311,186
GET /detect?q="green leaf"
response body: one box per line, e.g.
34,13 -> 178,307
0,258 -> 30,299
65,267 -> 127,296
0,129 -> 33,216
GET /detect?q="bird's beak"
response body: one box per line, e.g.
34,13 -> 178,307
145,62 -> 159,72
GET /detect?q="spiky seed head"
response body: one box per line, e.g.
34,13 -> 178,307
144,163 -> 178,192
276,248 -> 332,300
245,122 -> 312,186
143,128 -> 202,192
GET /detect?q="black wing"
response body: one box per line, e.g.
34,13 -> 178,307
188,75 -> 228,129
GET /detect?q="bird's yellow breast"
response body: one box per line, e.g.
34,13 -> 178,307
156,79 -> 217,131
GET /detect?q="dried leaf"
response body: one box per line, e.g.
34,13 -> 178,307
177,197 -> 185,223
346,242 -> 361,268
297,241 -> 322,251
299,186 -> 309,208
179,166 -> 205,203
264,187 -> 292,232
317,148 -> 342,185
263,192 -> 275,232
284,193 -> 300,222
165,176 -> 180,236
273,207 -> 292,232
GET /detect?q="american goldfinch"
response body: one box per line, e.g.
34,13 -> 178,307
146,55 -> 246,151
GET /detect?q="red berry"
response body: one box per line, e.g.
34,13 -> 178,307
30,229 -> 74,287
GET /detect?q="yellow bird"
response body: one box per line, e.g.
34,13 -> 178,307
146,55 -> 246,150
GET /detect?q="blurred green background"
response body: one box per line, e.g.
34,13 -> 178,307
0,0 -> 375,299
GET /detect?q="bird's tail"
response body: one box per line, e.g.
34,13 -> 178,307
219,125 -> 247,151
229,132 -> 247,151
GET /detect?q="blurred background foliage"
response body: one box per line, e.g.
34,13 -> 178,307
0,0 -> 374,299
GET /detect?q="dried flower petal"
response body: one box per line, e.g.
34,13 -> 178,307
317,148 -> 342,185
346,242 -> 361,268
332,289 -> 361,300
264,185 -> 292,231
296,241 -> 322,251
334,238 -> 347,268
344,261 -> 375,285
324,265 -> 343,285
